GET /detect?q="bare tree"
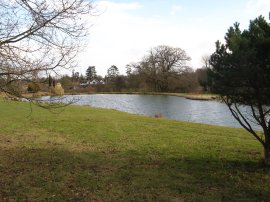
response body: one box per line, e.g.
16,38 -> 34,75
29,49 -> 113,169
136,45 -> 191,92
201,55 -> 211,69
0,0 -> 94,106
196,55 -> 211,91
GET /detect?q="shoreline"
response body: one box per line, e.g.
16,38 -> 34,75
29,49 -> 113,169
64,92 -> 218,101
1,91 -> 218,101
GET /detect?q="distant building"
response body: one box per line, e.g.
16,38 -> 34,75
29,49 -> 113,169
80,79 -> 104,86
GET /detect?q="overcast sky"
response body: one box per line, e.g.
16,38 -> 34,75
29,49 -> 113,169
75,0 -> 270,76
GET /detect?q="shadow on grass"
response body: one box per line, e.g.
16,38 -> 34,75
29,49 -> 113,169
0,147 -> 269,201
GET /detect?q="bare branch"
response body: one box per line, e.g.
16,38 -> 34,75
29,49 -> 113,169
0,0 -> 94,103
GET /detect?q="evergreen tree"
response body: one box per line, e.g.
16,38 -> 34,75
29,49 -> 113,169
86,66 -> 97,81
107,65 -> 119,78
208,16 -> 270,165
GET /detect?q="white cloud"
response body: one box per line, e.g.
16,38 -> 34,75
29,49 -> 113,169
97,1 -> 142,11
170,5 -> 183,16
247,0 -> 270,9
78,1 -> 163,75
77,1 -> 221,76
246,0 -> 270,18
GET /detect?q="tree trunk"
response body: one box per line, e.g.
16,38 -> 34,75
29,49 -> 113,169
264,135 -> 270,166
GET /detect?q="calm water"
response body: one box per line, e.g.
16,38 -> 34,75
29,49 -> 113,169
42,94 -> 260,129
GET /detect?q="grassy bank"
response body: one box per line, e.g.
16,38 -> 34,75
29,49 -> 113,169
0,100 -> 269,201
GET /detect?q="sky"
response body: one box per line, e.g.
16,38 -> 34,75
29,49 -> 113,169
76,0 -> 270,76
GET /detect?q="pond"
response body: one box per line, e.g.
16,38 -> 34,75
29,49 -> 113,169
42,94 -> 260,129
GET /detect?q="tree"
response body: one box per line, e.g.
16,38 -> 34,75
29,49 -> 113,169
48,74 -> 53,88
196,56 -> 211,91
86,66 -> 97,81
208,16 -> 270,165
0,0 -> 93,104
27,82 -> 40,93
125,64 -> 141,91
114,75 -> 126,92
126,65 -> 132,76
196,68 -> 209,91
72,71 -> 80,82
172,70 -> 200,93
201,55 -> 211,69
60,75 -> 73,91
105,65 -> 120,91
136,45 -> 191,92
107,65 -> 119,78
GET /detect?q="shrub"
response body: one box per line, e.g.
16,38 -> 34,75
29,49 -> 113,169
27,82 -> 40,93
51,83 -> 64,96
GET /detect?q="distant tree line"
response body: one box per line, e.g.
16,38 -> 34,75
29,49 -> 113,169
57,45 -> 209,93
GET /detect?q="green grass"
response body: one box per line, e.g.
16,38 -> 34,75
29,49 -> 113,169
0,99 -> 269,201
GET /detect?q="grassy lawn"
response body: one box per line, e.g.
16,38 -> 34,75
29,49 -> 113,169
0,99 -> 269,201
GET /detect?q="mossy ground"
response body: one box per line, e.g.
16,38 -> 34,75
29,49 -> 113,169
0,99 -> 269,201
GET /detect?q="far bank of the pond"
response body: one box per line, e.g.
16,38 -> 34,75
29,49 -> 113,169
65,92 -> 218,101
1,91 -> 216,101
